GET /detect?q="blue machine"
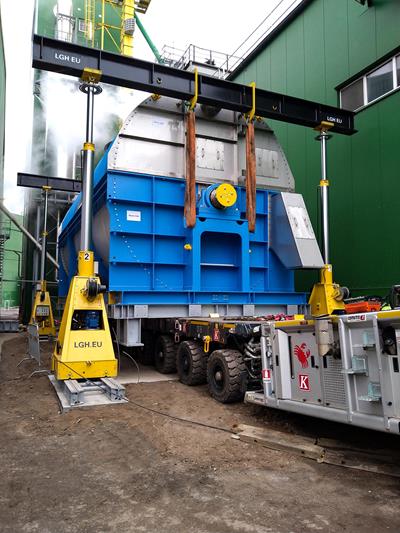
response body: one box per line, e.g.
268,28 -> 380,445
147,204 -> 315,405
59,98 -> 322,345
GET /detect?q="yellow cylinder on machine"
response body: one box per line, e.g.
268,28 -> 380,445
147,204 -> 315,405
210,183 -> 237,209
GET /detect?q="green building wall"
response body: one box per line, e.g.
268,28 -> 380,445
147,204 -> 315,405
233,0 -> 400,297
3,217 -> 22,308
0,7 -> 5,202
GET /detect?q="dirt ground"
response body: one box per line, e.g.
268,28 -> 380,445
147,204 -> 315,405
1,333 -> 399,533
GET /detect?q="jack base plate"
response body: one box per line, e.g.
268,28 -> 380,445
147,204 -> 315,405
48,374 -> 127,412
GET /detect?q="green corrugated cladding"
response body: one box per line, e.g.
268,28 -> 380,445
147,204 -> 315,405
233,0 -> 400,297
2,217 -> 23,307
37,0 -> 122,54
0,7 -> 5,202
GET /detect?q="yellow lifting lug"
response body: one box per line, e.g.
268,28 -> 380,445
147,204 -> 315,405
314,120 -> 334,133
80,67 -> 102,84
189,67 -> 199,111
203,335 -> 211,354
42,185 -> 52,191
151,93 -> 161,101
245,82 -> 256,122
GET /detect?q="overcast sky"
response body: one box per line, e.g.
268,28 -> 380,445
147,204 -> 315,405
0,0 -> 300,214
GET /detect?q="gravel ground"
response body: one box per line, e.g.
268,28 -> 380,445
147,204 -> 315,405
1,333 -> 399,533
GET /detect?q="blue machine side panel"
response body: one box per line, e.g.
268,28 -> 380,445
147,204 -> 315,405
58,156 -> 306,305
105,170 -> 305,306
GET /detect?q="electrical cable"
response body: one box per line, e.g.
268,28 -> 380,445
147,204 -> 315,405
111,326 -> 121,373
229,0 -> 287,58
221,0 -> 301,74
239,0 -> 300,57
122,350 -> 141,384
125,397 -> 233,435
56,359 -> 106,392
53,355 -> 234,435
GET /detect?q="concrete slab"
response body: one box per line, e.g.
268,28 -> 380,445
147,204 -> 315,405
117,363 -> 178,385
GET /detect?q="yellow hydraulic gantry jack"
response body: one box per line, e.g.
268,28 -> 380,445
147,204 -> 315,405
309,121 -> 349,316
30,185 -> 56,337
52,68 -> 117,381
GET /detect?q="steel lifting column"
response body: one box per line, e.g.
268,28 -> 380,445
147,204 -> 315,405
52,68 -> 117,381
39,186 -> 50,287
30,185 -> 56,337
309,122 -> 348,317
319,127 -> 330,264
80,81 -> 99,252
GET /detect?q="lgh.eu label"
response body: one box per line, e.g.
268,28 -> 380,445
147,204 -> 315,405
326,115 -> 343,125
54,53 -> 82,64
74,341 -> 103,348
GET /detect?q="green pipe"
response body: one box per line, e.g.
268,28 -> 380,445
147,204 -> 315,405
134,13 -> 163,64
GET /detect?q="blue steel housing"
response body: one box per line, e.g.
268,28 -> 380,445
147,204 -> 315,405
58,148 -> 306,309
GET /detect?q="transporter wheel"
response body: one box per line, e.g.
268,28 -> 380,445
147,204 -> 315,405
207,349 -> 246,403
176,340 -> 207,386
141,330 -> 155,366
154,335 -> 177,374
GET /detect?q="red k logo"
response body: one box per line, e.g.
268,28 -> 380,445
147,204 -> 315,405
298,374 -> 310,391
294,343 -> 311,369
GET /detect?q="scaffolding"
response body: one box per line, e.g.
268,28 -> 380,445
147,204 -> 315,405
0,217 -> 11,305
84,0 -> 152,56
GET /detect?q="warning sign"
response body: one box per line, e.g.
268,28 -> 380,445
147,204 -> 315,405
298,374 -> 310,391
262,369 -> 271,382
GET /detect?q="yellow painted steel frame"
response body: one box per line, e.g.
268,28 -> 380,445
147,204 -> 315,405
121,0 -> 135,56
85,0 -> 96,46
189,68 -> 198,111
52,251 -> 117,381
98,0 -> 123,53
308,264 -> 345,317
245,81 -> 256,122
30,281 -> 56,337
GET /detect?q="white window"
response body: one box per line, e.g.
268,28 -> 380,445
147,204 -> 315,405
341,79 -> 363,111
366,61 -> 393,103
340,54 -> 400,111
78,19 -> 86,33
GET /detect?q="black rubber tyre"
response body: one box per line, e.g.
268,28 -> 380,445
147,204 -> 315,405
140,330 -> 155,366
207,349 -> 246,403
154,335 -> 177,374
176,340 -> 207,385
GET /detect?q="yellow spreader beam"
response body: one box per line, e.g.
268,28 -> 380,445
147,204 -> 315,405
52,251 -> 117,380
